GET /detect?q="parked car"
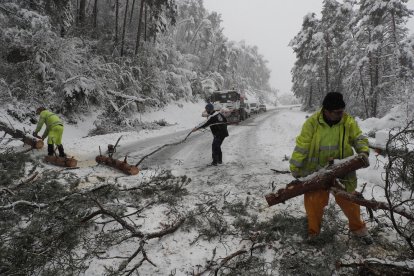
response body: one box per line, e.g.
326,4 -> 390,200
258,104 -> 267,112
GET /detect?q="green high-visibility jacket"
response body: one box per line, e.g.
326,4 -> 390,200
35,110 -> 63,134
289,109 -> 369,192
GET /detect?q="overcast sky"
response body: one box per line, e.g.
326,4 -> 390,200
203,0 -> 414,95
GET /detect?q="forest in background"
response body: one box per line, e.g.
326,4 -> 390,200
0,0 -> 275,127
290,0 -> 414,118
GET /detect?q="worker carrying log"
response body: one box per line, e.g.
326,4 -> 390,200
289,92 -> 372,244
33,107 -> 66,157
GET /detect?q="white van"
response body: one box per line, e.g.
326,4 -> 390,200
250,102 -> 258,114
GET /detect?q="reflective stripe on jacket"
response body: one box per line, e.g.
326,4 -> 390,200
35,110 -> 63,133
289,109 -> 369,191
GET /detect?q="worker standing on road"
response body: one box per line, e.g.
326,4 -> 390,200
192,103 -> 229,166
289,92 -> 372,244
33,107 -> 66,157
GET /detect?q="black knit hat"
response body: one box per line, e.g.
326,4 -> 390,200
322,92 -> 346,111
205,103 -> 214,111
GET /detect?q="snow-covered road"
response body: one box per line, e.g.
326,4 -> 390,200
110,106 -> 306,202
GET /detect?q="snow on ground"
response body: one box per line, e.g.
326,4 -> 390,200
1,102 -> 413,275
66,100 -> 206,162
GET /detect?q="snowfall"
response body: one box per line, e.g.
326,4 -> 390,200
1,99 -> 413,275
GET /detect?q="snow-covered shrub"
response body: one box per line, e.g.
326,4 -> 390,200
2,7 -> 57,79
0,79 -> 13,104
61,76 -> 97,110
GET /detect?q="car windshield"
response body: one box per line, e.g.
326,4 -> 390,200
211,91 -> 240,103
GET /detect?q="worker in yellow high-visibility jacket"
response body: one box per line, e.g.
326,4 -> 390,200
290,92 -> 372,244
33,107 -> 66,157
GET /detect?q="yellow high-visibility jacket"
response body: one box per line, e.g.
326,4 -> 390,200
289,109 -> 369,191
35,110 -> 63,134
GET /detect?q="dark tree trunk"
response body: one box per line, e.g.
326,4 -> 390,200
129,0 -> 136,25
134,0 -> 145,55
78,0 -> 86,25
115,0 -> 119,45
144,2 -> 147,41
308,83 -> 313,109
324,32 -> 330,94
359,67 -> 369,118
93,0 -> 98,29
121,0 -> 130,56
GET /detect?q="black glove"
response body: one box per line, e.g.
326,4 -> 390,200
358,152 -> 370,168
291,171 -> 301,179
32,131 -> 38,137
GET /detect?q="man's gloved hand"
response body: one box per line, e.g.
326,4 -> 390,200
32,131 -> 38,137
358,152 -> 370,167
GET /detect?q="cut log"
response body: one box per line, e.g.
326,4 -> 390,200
265,155 -> 366,206
0,121 -> 44,149
95,155 -> 139,175
44,155 -> 78,167
23,136 -> 44,149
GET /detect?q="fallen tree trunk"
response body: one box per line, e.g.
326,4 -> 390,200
44,155 -> 78,168
337,260 -> 414,275
0,121 -> 43,149
96,155 -> 139,175
265,155 -> 366,206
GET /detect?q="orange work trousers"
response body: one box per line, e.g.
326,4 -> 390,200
304,189 -> 366,236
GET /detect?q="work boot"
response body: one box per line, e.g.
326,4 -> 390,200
210,161 -> 218,166
218,152 -> 223,164
47,144 -> 54,156
57,145 -> 66,158
306,233 -> 319,245
352,228 -> 373,245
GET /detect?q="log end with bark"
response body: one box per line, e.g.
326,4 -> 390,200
44,155 -> 78,167
95,155 -> 139,175
23,136 -> 44,149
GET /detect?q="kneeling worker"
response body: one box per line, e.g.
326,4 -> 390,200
33,107 -> 66,157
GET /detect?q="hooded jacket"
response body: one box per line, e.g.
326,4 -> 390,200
289,109 -> 369,191
197,111 -> 229,138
